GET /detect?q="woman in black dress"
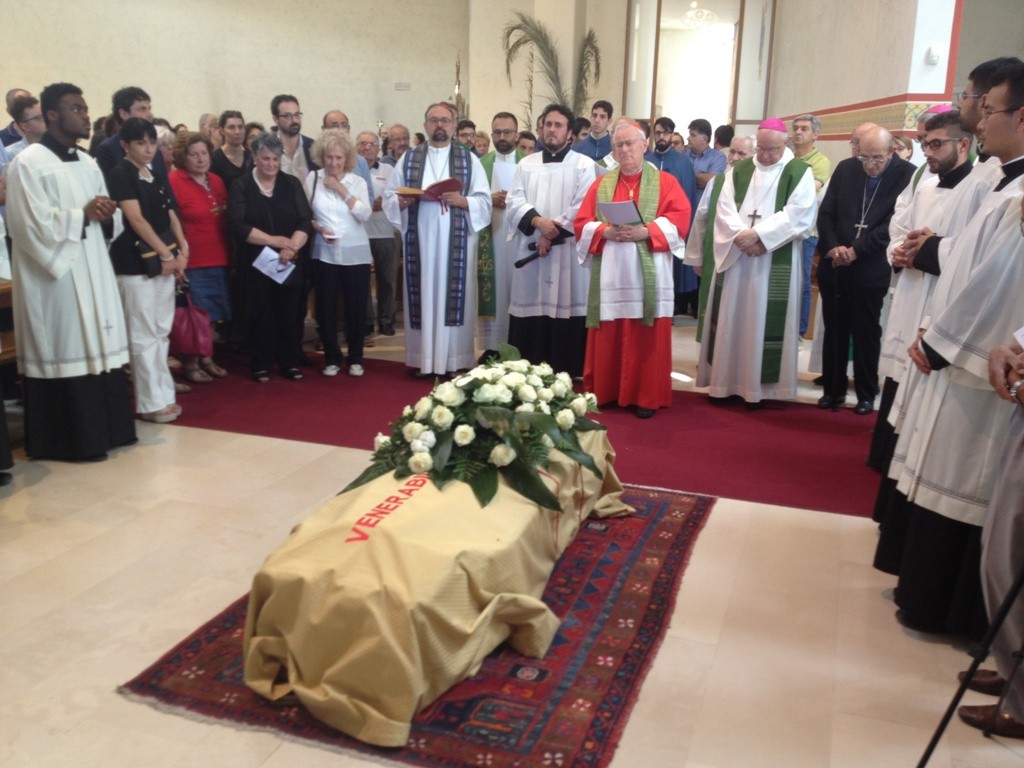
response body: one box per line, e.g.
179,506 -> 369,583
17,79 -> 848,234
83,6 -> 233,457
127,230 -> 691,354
227,132 -> 312,383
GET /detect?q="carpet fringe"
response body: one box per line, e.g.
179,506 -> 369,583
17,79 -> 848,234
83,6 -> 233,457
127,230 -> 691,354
116,685 -> 411,767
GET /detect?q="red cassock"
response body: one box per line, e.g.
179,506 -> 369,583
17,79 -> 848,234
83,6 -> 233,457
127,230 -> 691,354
574,171 -> 691,411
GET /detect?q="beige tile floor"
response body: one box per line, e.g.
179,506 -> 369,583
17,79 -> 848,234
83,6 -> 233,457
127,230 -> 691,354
1,323 -> 1022,767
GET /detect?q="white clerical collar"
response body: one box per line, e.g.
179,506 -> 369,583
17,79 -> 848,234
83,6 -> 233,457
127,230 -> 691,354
496,151 -> 516,162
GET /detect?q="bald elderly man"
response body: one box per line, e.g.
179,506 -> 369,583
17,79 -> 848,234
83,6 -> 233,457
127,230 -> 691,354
816,125 -> 915,414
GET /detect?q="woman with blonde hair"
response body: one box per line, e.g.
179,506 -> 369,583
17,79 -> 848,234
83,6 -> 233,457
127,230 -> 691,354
304,129 -> 372,377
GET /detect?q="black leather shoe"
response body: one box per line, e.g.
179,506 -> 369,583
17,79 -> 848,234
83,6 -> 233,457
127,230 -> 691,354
636,407 -> 655,419
818,395 -> 846,410
0,471 -> 12,486
380,324 -> 396,336
854,399 -> 874,415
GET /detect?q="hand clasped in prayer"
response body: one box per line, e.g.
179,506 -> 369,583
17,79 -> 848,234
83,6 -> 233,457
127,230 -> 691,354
734,227 -> 766,256
605,224 -> 647,243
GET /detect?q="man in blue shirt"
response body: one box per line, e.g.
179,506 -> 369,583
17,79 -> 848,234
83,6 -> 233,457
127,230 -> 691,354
1,89 -> 31,147
571,100 -> 612,162
686,118 -> 727,190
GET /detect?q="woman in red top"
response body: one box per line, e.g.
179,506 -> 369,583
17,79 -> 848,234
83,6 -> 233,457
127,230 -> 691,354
168,132 -> 232,382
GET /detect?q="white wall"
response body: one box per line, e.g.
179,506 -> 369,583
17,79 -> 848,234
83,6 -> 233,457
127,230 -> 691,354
767,0 -> 919,119
1,0 -> 470,139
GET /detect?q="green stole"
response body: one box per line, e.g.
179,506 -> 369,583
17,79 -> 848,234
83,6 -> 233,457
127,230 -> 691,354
706,157 -> 809,384
910,162 -> 928,193
477,149 -> 525,316
586,164 -> 661,329
696,173 -> 728,338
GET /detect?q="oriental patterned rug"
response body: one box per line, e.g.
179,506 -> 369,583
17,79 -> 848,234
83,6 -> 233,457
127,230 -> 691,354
119,485 -> 712,768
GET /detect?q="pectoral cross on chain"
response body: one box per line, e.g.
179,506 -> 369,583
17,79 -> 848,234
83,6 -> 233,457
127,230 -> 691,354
854,219 -> 870,238
103,320 -> 113,335
748,210 -> 761,226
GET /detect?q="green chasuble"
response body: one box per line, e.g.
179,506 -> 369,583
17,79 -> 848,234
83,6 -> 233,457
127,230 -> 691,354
586,164 -> 661,329
705,157 -> 810,384
477,149 -> 525,316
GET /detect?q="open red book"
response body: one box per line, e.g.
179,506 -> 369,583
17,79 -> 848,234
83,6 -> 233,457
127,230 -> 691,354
396,177 -> 463,201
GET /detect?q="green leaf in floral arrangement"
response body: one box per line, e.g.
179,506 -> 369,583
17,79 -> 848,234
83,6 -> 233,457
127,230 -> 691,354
502,458 -> 562,510
553,429 -> 603,479
512,411 -> 560,435
573,415 -> 606,432
475,406 -> 516,435
498,342 -> 522,362
340,460 -> 395,494
468,465 -> 500,506
433,430 -> 454,473
394,465 -> 413,480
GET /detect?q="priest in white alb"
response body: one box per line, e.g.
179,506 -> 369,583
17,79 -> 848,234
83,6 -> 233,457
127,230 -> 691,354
877,66 -> 1024,637
505,103 -> 597,377
694,118 -> 817,406
384,102 -> 491,375
866,109 -> 997,479
5,82 -> 136,462
574,118 -> 690,419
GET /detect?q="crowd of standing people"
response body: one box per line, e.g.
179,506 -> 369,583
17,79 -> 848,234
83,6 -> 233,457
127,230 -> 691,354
2,61 -> 1024,745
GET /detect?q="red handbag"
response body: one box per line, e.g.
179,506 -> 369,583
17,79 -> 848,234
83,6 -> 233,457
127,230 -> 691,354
169,288 -> 213,358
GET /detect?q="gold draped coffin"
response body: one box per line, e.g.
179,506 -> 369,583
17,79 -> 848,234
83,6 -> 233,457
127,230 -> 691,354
243,430 -> 629,747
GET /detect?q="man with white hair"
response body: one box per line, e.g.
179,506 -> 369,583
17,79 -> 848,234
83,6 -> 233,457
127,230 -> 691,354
574,118 -> 690,418
693,118 -> 817,407
685,133 -> 754,331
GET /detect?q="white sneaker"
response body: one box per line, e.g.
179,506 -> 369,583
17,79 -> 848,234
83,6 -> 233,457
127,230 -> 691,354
349,364 -> 364,377
322,365 -> 341,377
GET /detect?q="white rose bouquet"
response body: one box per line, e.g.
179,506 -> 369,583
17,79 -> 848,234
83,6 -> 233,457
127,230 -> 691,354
343,346 -> 603,509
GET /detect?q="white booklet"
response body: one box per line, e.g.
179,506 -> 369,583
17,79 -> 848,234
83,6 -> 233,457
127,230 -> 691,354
491,161 -> 517,192
598,200 -> 644,226
252,246 -> 295,285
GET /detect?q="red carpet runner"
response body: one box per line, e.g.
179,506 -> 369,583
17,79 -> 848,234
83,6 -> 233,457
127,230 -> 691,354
120,486 -> 712,768
171,352 -> 878,516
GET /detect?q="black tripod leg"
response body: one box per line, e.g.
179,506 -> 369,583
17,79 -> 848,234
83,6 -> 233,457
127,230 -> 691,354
916,556 -> 1024,767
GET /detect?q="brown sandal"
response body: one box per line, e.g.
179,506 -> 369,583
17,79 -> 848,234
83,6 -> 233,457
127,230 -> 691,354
183,366 -> 213,384
201,359 -> 228,378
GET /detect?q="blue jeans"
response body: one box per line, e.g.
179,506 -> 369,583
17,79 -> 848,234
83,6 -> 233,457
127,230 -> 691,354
800,236 -> 818,336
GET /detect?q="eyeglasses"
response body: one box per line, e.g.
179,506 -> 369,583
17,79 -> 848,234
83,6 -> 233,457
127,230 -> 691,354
956,89 -> 982,103
757,145 -> 784,155
277,112 -> 302,121
981,104 -> 1024,119
612,139 -> 643,150
858,154 -> 889,165
919,138 -> 960,151
356,140 -> 378,148
18,113 -> 43,125
426,117 -> 454,126
491,129 -> 517,137
457,131 -> 475,139
325,122 -> 350,130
